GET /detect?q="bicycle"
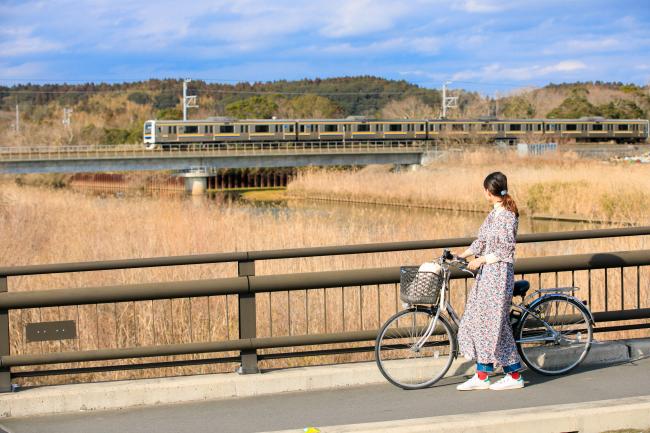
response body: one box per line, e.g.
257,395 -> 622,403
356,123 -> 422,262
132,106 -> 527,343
375,249 -> 595,390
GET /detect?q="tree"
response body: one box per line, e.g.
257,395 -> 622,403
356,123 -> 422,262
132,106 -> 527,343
380,96 -> 435,118
153,92 -> 179,109
156,108 -> 183,120
225,95 -> 279,119
128,92 -> 152,105
547,88 -> 598,118
281,94 -> 343,118
598,100 -> 644,119
502,95 -> 536,118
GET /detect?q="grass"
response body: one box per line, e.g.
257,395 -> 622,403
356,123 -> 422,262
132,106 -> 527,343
287,149 -> 650,224
1,151 -> 650,386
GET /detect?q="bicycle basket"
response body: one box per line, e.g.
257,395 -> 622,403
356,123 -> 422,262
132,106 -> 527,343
399,266 -> 444,305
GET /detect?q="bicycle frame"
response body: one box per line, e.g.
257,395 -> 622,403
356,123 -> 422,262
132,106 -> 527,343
411,260 -> 593,353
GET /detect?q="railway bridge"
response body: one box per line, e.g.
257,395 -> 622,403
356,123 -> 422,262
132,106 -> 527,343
0,141 -> 435,193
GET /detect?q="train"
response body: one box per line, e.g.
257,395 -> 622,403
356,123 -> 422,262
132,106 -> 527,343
143,117 -> 649,149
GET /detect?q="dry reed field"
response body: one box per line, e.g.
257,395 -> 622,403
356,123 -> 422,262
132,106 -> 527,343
1,150 -> 649,386
288,149 -> 650,224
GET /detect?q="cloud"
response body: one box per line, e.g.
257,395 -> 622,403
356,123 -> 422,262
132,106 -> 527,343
0,61 -> 46,79
320,36 -> 440,56
452,60 -> 587,81
320,0 -> 411,37
542,37 -> 622,55
454,0 -> 509,13
0,26 -> 63,56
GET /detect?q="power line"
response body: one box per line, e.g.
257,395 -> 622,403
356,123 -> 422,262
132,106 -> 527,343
0,88 -> 442,96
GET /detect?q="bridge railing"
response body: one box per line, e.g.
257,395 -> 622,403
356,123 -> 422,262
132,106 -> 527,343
0,141 -> 435,161
1,226 -> 649,391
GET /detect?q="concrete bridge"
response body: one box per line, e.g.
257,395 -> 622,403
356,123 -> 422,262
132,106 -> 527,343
0,142 -> 434,175
1,227 -> 650,432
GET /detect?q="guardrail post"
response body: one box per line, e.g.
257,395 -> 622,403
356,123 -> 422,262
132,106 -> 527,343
0,276 -> 10,392
237,260 -> 259,374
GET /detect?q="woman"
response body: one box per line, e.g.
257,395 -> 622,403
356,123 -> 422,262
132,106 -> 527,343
455,171 -> 523,391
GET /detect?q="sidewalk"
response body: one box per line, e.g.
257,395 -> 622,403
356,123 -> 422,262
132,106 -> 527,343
261,395 -> 650,433
0,338 -> 648,419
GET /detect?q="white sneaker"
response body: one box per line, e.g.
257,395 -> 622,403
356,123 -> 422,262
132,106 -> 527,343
489,374 -> 524,390
456,374 -> 490,391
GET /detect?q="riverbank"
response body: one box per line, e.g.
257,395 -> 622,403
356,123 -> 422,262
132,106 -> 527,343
287,149 -> 650,225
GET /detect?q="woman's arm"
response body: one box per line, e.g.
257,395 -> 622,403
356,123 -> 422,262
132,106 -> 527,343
490,213 -> 517,263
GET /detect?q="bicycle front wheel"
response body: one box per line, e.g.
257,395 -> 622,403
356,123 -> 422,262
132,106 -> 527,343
375,307 -> 456,390
516,295 -> 592,375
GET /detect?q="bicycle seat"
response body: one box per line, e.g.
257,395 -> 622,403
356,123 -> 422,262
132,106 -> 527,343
513,280 -> 530,297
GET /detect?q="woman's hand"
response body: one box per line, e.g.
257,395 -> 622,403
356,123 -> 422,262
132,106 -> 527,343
467,256 -> 485,270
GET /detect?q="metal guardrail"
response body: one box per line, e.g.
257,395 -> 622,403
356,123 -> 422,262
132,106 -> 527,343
1,226 -> 650,390
0,141 -> 433,161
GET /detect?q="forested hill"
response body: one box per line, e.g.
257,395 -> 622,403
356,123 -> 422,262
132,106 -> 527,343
0,76 -> 441,120
1,76 -> 648,146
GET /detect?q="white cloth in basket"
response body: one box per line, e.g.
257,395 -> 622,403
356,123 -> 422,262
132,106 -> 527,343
418,261 -> 442,274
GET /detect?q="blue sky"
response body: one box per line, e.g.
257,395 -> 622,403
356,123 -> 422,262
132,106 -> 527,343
1,0 -> 649,93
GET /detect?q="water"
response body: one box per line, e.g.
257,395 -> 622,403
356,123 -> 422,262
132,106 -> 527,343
70,184 -> 602,238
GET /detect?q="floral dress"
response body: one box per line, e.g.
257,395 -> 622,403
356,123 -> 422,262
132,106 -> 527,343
457,205 -> 521,368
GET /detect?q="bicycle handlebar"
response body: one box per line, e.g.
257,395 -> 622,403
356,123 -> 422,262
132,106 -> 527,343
440,249 -> 473,274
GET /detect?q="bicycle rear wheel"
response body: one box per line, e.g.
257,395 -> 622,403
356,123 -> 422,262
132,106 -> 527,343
375,307 -> 456,390
516,295 -> 592,375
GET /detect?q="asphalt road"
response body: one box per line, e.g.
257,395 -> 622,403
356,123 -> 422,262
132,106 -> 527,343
2,357 -> 649,433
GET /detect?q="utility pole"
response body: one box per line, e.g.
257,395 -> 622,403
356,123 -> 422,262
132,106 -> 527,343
182,78 -> 198,121
14,103 -> 19,133
494,91 -> 499,118
440,81 -> 458,119
62,107 -> 73,128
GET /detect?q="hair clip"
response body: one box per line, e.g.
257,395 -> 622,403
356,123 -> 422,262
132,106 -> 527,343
500,190 -> 507,196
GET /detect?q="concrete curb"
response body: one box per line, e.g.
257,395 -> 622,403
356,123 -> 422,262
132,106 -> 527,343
0,338 -> 645,419
261,395 -> 650,433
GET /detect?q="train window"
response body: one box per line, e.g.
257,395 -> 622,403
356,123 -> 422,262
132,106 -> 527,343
171,126 -> 177,134
389,124 -> 402,132
299,125 -> 305,133
451,124 -> 463,131
481,124 -> 491,131
183,125 -> 198,134
565,124 -> 577,131
618,124 -> 629,131
418,124 -> 424,131
536,124 -> 542,131
592,124 -> 603,131
220,125 -> 234,133
509,124 -> 521,131
357,124 -> 370,132
323,124 -> 338,132
284,124 -> 294,132
255,125 -> 269,133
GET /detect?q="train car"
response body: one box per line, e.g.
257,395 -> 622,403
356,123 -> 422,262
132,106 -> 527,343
542,118 -> 648,143
143,118 -> 299,149
293,118 -> 424,142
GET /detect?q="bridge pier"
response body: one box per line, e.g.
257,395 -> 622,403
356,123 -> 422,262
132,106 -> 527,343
179,168 -> 209,195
